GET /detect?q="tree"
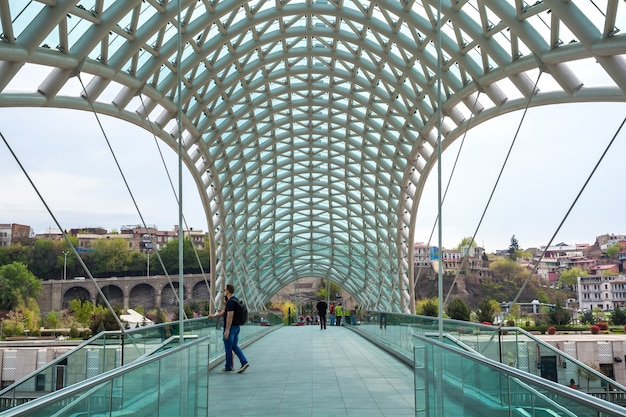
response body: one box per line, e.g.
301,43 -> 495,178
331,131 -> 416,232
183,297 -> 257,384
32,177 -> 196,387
45,311 -> 61,335
611,305 -> 626,325
446,297 -> 471,321
157,238 -> 205,274
416,298 -> 438,317
507,303 -> 521,325
316,279 -> 341,300
0,243 -> 28,266
88,238 -> 134,274
27,239 -> 64,280
547,300 -> 571,326
488,258 -> 537,301
606,244 -> 622,259
476,299 -> 495,323
559,267 -> 587,289
0,262 -> 42,311
508,235 -> 519,260
89,305 -> 121,335
457,237 -> 477,251
69,299 -> 97,327
579,310 -> 595,325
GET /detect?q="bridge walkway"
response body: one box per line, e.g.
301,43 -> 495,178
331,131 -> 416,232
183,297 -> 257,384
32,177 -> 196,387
208,325 -> 416,417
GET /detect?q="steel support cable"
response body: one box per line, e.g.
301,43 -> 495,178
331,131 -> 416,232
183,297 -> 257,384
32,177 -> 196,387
76,75 -> 186,315
500,114 -> 626,331
137,93 -> 214,312
443,70 -> 544,308
0,130 -> 135,345
412,91 -> 482,298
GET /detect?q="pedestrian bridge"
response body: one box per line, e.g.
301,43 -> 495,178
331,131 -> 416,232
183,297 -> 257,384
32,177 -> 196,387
1,312 -> 626,417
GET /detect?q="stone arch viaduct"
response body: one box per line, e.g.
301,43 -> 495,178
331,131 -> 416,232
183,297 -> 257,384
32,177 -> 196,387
37,274 -> 211,314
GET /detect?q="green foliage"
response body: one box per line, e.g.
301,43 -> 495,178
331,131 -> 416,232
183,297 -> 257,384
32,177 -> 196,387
0,243 -> 28,266
611,305 -> 626,325
476,299 -> 495,323
605,244 -> 622,259
45,311 -> 61,330
535,289 -> 550,304
0,262 -> 42,311
146,308 -> 168,324
69,299 -> 97,327
508,235 -> 519,260
27,239 -> 64,280
558,267 -> 587,288
316,279 -> 341,300
457,237 -> 476,250
446,297 -> 471,321
89,305 -> 121,335
487,258 -> 539,302
416,298 -> 438,317
88,238 -> 134,274
157,238 -> 209,274
579,310 -> 595,325
547,301 -> 571,326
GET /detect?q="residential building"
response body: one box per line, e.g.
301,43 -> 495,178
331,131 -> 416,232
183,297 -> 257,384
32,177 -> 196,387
0,223 -> 32,246
578,274 -> 626,312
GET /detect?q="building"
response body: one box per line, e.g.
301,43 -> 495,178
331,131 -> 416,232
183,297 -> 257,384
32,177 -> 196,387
0,223 -> 32,246
578,274 -> 626,312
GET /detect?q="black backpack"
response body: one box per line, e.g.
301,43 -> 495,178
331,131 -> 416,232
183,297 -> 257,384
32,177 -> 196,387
232,297 -> 248,325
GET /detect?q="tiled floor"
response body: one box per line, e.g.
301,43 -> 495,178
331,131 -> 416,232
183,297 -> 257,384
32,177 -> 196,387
209,325 -> 416,417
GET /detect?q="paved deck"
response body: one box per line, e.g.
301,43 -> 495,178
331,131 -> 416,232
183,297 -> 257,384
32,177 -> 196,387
208,325 -> 416,417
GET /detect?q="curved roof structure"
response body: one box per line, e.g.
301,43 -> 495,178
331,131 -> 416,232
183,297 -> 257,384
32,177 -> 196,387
0,0 -> 625,312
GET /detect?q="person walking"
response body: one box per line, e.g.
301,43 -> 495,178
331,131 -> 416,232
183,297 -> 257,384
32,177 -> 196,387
316,298 -> 328,330
329,303 -> 336,326
208,284 -> 250,374
335,303 -> 343,326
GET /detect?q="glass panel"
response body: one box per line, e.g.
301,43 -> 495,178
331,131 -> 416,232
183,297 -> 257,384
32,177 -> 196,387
414,333 -> 626,417
2,337 -> 210,417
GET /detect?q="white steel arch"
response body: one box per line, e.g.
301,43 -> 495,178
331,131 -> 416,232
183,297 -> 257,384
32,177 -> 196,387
0,0 -> 625,312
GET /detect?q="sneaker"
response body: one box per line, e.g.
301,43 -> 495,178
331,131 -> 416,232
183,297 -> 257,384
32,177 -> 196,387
237,363 -> 250,374
219,367 -> 234,373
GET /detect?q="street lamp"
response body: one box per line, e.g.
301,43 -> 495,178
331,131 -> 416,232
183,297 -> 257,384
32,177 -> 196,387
0,318 -> 4,341
61,250 -> 70,280
145,249 -> 151,278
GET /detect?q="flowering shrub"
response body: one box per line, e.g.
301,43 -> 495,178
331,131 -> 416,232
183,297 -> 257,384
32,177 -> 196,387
590,325 -> 600,334
597,322 -> 609,331
547,326 -> 557,335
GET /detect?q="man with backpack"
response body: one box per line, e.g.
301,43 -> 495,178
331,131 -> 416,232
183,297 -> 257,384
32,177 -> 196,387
208,283 -> 250,373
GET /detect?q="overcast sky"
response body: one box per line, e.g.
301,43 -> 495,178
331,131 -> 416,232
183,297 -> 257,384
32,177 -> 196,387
1,55 -> 626,256
2,101 -> 624,253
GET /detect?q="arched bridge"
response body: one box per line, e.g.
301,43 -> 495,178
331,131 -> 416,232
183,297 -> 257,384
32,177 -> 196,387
37,274 -> 211,314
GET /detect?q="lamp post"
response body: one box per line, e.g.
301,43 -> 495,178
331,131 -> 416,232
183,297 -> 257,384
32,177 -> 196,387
61,250 -> 69,280
0,318 -> 4,341
145,249 -> 151,278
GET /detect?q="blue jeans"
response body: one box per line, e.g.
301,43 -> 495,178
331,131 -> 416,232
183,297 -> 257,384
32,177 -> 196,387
329,314 -> 336,326
223,325 -> 248,371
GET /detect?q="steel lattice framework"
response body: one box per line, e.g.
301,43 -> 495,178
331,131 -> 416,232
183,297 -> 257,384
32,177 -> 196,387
0,0 -> 625,312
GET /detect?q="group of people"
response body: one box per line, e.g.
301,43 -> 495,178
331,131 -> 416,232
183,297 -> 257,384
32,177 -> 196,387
315,300 -> 357,329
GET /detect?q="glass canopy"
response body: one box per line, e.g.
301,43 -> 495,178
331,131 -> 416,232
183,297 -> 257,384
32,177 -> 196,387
0,0 -> 624,312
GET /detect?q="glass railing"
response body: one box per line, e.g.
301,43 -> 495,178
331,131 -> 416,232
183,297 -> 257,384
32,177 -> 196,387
0,335 -> 210,417
0,311 -> 281,411
351,310 -> 626,404
414,333 -> 626,417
